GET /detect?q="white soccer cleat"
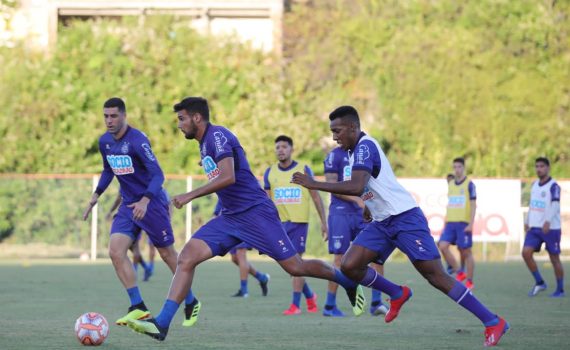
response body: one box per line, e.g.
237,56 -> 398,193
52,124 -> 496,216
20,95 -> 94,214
528,283 -> 547,297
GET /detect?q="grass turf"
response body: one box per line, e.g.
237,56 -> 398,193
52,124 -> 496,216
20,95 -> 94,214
0,260 -> 568,349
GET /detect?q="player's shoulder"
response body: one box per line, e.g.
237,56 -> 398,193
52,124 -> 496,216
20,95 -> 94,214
127,127 -> 150,142
550,179 -> 560,189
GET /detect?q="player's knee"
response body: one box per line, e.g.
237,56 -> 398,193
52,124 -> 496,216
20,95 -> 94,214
340,260 -> 361,280
177,251 -> 199,271
108,246 -> 126,262
521,249 -> 533,260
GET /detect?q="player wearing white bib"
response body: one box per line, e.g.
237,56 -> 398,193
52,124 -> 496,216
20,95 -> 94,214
292,105 -> 508,347
522,157 -> 565,298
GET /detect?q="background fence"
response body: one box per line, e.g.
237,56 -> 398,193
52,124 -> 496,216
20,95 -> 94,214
0,174 -> 569,261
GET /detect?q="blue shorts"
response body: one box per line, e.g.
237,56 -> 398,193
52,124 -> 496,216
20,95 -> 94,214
111,200 -> 174,248
328,214 -> 365,254
192,200 -> 297,261
135,232 -> 154,247
229,242 -> 253,255
282,222 -> 308,254
439,222 -> 472,249
352,207 -> 440,263
524,228 -> 561,255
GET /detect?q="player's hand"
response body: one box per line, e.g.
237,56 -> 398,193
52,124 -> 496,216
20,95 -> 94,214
524,224 -> 529,233
172,193 -> 193,209
105,212 -> 113,221
464,223 -> 473,232
82,193 -> 99,221
290,171 -> 315,189
363,206 -> 372,223
542,221 -> 550,234
127,197 -> 150,220
321,223 -> 328,241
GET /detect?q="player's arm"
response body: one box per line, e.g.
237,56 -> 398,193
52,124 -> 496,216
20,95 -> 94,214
305,166 -> 328,240
325,173 -> 365,208
83,143 -> 115,221
465,181 -> 477,232
173,157 -> 236,209
263,167 -> 272,198
543,183 -> 561,234
105,193 -> 122,220
292,169 -> 370,196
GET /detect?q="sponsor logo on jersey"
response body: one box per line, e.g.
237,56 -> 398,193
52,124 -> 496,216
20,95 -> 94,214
121,142 -> 129,154
202,156 -> 220,181
325,152 -> 334,169
356,144 -> 371,165
448,195 -> 466,208
106,155 -> 135,175
361,186 -> 374,201
274,187 -> 302,204
530,199 -> 546,211
343,165 -> 352,181
141,143 -> 156,161
213,131 -> 228,154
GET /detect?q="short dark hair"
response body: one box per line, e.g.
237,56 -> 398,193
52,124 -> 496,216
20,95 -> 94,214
329,105 -> 360,127
275,135 -> 293,146
104,97 -> 126,113
453,157 -> 465,165
535,157 -> 550,166
173,97 -> 210,121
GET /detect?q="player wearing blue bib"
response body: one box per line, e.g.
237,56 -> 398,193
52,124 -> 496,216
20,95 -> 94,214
82,98 -> 201,328
522,157 -> 565,298
323,147 -> 387,317
292,106 -> 508,347
126,97 -> 365,341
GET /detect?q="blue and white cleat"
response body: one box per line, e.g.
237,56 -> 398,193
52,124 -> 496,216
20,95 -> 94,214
370,304 -> 389,316
323,307 -> 345,317
549,290 -> 565,298
528,283 -> 547,297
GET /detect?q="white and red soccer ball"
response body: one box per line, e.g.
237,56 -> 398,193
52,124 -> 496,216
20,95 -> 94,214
74,312 -> 109,346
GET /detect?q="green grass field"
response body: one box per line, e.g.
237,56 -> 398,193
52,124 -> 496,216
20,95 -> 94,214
1,259 -> 569,349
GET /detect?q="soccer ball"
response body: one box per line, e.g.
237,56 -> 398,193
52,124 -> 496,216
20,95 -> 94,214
74,312 -> 109,346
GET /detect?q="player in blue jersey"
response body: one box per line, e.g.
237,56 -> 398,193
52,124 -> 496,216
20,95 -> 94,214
82,97 -> 201,327
292,106 -> 509,347
212,201 -> 270,297
323,146 -> 388,317
522,157 -> 565,297
126,97 -> 366,341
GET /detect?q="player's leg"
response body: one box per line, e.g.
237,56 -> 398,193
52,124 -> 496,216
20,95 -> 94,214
148,238 -> 156,273
130,239 -> 142,273
522,228 -> 547,296
369,262 -> 388,316
438,223 -> 460,274
323,254 -> 345,317
233,247 -> 250,297
457,225 -> 474,289
239,247 -> 271,296
545,229 -> 564,297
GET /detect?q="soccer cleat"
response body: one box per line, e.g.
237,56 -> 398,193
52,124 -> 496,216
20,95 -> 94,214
549,290 -> 565,298
115,306 -> 151,326
346,285 -> 366,316
259,274 -> 270,296
127,318 -> 168,341
456,271 -> 467,282
466,280 -> 474,290
282,304 -> 302,315
232,290 -> 249,298
385,286 -> 412,323
323,307 -> 345,317
143,267 -> 153,282
528,283 -> 547,297
182,300 -> 201,327
484,317 -> 509,347
306,294 -> 318,313
370,303 -> 389,316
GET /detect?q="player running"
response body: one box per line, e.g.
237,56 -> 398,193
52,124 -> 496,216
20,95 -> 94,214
323,146 -> 387,317
82,97 -> 201,328
438,158 -> 477,289
522,157 -> 565,298
126,97 -> 365,341
291,105 -> 509,347
264,135 -> 327,315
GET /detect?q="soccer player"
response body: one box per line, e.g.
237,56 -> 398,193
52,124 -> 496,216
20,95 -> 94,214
522,157 -> 565,297
264,135 -> 327,315
126,97 -> 365,341
323,146 -> 388,317
291,106 -> 509,347
82,97 -> 201,327
213,201 -> 270,297
438,158 -> 477,289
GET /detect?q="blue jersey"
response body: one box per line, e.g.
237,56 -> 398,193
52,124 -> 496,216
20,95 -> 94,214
95,126 -> 167,205
199,124 -> 268,215
324,147 -> 362,215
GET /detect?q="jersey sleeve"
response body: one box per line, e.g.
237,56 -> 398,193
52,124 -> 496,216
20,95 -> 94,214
324,151 -> 338,174
468,181 -> 477,200
304,165 -> 315,178
351,140 -> 381,175
211,129 -> 234,162
551,183 -> 561,202
134,137 -> 165,200
263,167 -> 271,190
95,140 -> 115,195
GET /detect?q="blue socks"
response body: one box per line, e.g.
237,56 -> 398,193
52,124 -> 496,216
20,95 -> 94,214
325,291 -> 337,307
371,289 -> 382,305
448,281 -> 496,326
155,299 -> 180,328
302,282 -> 314,299
126,286 -> 143,306
292,292 -> 302,307
185,289 -> 196,305
359,267 -> 402,299
333,269 -> 357,289
532,270 -> 545,285
557,277 -> 564,292
254,271 -> 267,283
240,280 -> 248,294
